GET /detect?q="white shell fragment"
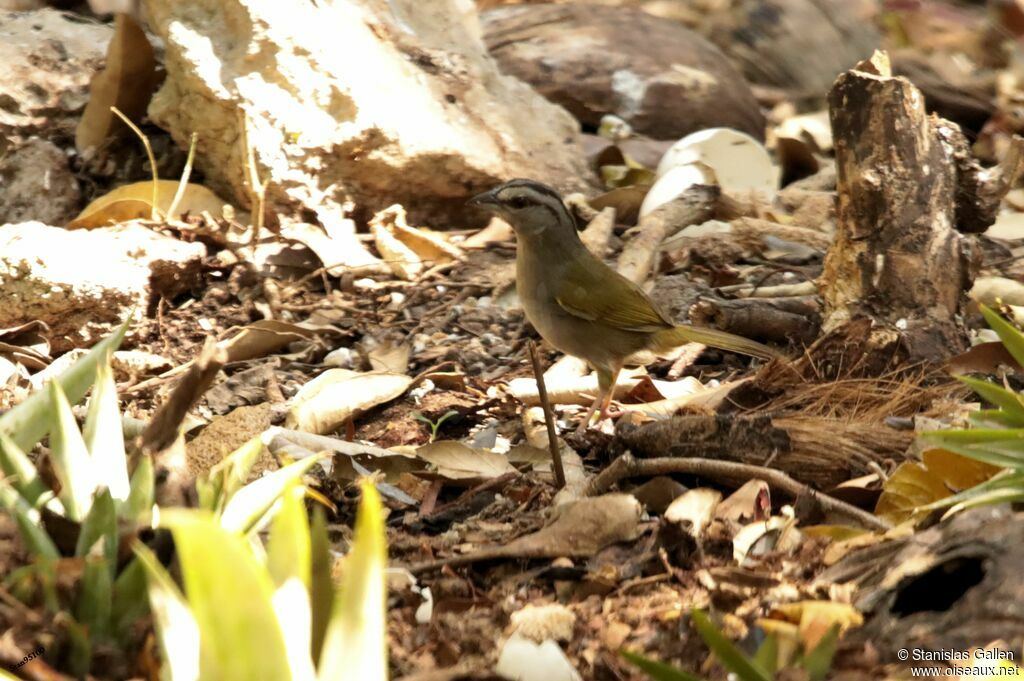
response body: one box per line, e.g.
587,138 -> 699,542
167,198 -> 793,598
641,127 -> 779,217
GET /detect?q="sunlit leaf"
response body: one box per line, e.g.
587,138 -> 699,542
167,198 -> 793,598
219,455 -> 325,534
134,543 -> 201,681
268,484 -> 311,590
979,304 -> 1024,370
957,376 -> 1024,424
309,507 -> 333,665
197,437 -> 266,514
160,509 -> 292,681
68,179 -> 227,229
83,356 -> 130,501
0,430 -> 47,505
124,453 -> 154,522
49,381 -> 98,521
318,482 -> 387,681
0,319 -> 129,451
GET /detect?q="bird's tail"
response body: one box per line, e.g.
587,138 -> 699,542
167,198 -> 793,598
652,325 -> 781,360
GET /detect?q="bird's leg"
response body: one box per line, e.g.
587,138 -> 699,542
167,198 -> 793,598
598,365 -> 621,420
576,365 -> 620,433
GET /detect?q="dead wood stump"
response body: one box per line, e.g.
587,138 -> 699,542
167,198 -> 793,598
820,51 -> 973,367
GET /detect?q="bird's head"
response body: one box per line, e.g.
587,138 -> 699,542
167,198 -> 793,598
468,179 -> 577,239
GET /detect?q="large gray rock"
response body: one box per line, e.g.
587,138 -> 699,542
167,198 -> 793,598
140,0 -> 592,225
482,4 -> 765,141
0,9 -> 111,141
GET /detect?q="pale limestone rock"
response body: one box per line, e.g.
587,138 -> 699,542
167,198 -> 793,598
0,223 -> 206,351
140,0 -> 591,225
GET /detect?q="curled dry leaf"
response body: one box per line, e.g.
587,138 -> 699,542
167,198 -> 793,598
509,493 -> 642,557
68,179 -> 227,228
76,14 -> 159,153
715,479 -> 771,524
509,367 -> 645,406
664,488 -> 722,538
220,319 -> 330,363
370,204 -> 464,280
414,440 -> 515,483
733,512 -> 801,565
285,369 -> 413,435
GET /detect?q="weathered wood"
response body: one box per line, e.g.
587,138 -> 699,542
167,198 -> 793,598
689,295 -> 821,345
821,51 -> 971,363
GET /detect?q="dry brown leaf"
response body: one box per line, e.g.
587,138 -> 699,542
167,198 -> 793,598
715,479 -> 771,524
67,179 -> 227,228
415,440 -> 515,482
76,14 -> 159,153
371,219 -> 422,280
945,341 -> 1023,375
875,448 -> 1001,524
220,320 -> 326,363
505,493 -> 642,557
366,341 -> 411,374
369,205 -> 463,280
285,369 -> 413,434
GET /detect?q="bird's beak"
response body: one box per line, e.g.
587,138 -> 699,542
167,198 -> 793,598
467,189 -> 500,210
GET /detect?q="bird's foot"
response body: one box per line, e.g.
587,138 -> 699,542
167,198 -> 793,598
575,402 -> 624,433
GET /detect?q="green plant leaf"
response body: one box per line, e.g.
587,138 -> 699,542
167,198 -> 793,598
621,650 -> 705,681
692,609 -> 772,681
134,543 -> 201,681
0,481 -> 59,559
980,304 -> 1024,370
123,453 -> 154,522
801,623 -> 840,681
922,428 -> 1024,445
83,356 -> 130,501
0,318 -> 129,451
318,481 -> 387,681
76,555 -> 113,642
160,509 -> 293,681
309,506 -> 332,666
48,380 -> 98,521
75,488 -> 117,561
219,455 -> 325,534
197,437 -> 266,514
0,431 -> 48,505
928,440 -> 1024,470
945,487 -> 1024,515
957,376 -> 1024,425
268,484 -> 311,591
752,635 -> 779,677
112,557 -> 149,638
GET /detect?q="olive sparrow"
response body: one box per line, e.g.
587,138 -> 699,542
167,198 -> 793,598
469,179 -> 780,432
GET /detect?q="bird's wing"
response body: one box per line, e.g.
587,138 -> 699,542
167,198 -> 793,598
554,256 -> 672,333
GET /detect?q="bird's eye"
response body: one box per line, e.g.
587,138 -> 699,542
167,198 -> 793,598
508,196 -> 530,209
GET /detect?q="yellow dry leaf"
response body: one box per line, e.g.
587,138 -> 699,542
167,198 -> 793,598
68,180 -> 228,229
921,447 -> 1002,492
770,600 -> 863,652
76,14 -> 159,153
874,461 -> 953,525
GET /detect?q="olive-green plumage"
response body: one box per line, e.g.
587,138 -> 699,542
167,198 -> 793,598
469,179 -> 779,430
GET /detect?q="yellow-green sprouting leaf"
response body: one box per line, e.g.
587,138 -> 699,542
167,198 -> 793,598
83,356 -> 130,501
49,381 -> 98,521
134,543 -> 201,681
219,455 -> 325,535
0,318 -> 129,451
318,482 -> 387,681
160,509 -> 293,681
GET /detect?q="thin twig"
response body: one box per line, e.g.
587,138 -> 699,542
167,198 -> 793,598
586,452 -> 890,532
528,340 -> 565,488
